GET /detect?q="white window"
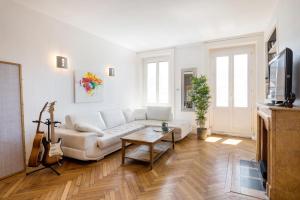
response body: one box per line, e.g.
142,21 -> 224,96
145,59 -> 170,105
216,56 -> 229,107
147,63 -> 157,103
234,54 -> 248,107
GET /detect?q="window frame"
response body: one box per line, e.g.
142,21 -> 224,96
143,56 -> 171,106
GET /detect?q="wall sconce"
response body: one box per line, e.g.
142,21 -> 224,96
56,56 -> 68,68
108,68 -> 115,76
105,66 -> 115,76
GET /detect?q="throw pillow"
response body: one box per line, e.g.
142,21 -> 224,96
132,108 -> 147,120
123,108 -> 134,122
99,109 -> 126,129
146,106 -> 172,121
74,122 -> 105,137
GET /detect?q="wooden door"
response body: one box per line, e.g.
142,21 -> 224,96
0,61 -> 25,180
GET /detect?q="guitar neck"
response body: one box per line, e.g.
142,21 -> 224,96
50,112 -> 55,142
36,102 -> 48,133
36,117 -> 42,133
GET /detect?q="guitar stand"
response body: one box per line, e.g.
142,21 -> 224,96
28,119 -> 63,176
48,166 -> 61,175
33,119 -> 61,143
26,164 -> 61,176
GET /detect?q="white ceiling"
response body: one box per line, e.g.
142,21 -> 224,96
13,0 -> 277,51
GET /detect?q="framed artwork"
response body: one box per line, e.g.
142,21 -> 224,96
74,70 -> 103,103
181,68 -> 197,111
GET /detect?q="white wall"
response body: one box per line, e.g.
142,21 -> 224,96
0,0 -> 138,159
155,34 -> 264,135
267,0 -> 300,105
174,43 -> 205,130
172,0 -> 300,135
136,45 -> 204,132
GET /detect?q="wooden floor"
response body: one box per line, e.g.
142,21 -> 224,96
0,134 -> 263,200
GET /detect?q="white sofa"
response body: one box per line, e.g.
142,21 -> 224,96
55,106 -> 192,161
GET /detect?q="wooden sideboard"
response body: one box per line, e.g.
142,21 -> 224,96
257,104 -> 300,200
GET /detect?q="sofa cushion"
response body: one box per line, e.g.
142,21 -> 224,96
168,120 -> 192,138
146,106 -> 171,121
55,128 -> 99,150
74,122 -> 105,137
137,119 -> 190,131
135,120 -> 162,127
132,108 -> 147,120
99,109 -> 126,129
65,112 -> 106,130
97,122 -> 145,149
97,112 -> 107,130
135,119 -> 192,140
123,108 -> 134,122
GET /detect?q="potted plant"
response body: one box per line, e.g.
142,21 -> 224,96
190,75 -> 211,140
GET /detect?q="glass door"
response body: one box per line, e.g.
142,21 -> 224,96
211,46 -> 254,137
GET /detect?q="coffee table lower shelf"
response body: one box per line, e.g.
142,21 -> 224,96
125,142 -> 172,163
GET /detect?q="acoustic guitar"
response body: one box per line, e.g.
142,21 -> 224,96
28,102 -> 48,167
42,101 -> 63,166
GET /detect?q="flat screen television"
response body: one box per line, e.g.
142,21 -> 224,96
267,48 -> 294,105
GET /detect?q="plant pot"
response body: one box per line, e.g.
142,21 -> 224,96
197,128 -> 208,140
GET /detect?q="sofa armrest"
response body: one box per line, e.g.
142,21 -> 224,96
55,128 -> 99,151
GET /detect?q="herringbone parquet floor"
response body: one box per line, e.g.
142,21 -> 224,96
0,134 -> 262,200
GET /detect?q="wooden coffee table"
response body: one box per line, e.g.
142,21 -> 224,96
121,127 -> 175,170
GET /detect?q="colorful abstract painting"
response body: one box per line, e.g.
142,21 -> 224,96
75,71 -> 104,103
80,72 -> 103,96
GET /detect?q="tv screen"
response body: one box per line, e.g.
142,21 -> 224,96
267,48 -> 293,103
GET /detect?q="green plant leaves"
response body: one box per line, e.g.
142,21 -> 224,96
190,75 -> 211,127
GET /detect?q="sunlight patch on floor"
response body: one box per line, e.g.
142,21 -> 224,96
205,136 -> 223,143
222,139 -> 242,145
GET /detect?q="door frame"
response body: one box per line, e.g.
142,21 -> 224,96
209,45 -> 256,137
0,61 -> 26,180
